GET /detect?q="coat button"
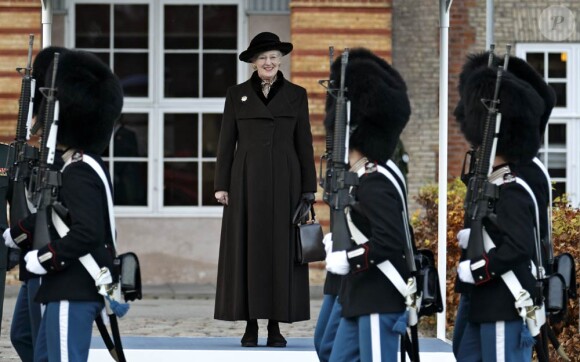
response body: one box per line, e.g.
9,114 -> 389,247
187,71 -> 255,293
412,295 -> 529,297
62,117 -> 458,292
370,260 -> 374,264
356,264 -> 361,268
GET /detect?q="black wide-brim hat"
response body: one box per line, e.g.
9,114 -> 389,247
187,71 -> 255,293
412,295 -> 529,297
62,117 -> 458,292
41,50 -> 123,154
239,32 -> 293,63
324,48 -> 411,164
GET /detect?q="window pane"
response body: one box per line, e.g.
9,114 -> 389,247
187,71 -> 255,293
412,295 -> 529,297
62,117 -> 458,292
164,114 -> 198,157
114,162 -> 147,206
202,162 -> 217,205
202,54 -> 237,97
552,182 -> 566,202
202,114 -> 221,157
203,5 -> 237,49
526,53 -> 544,76
76,5 -> 110,48
165,5 -> 199,49
90,52 -> 110,67
165,54 -> 199,98
547,153 -> 566,178
164,162 -> 198,206
114,4 -> 148,49
115,53 -> 148,97
114,113 -> 148,157
548,124 -> 566,147
548,53 -> 566,78
549,82 -> 566,107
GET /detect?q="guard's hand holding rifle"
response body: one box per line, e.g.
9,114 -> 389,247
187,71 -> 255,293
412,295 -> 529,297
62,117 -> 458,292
24,250 -> 46,275
457,228 -> 470,249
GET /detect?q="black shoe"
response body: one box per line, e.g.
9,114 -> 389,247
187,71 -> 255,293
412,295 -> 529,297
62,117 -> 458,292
266,333 -> 287,347
266,320 -> 287,348
241,320 -> 258,347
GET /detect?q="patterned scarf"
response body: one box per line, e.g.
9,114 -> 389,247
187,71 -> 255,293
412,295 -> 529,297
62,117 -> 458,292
261,74 -> 278,98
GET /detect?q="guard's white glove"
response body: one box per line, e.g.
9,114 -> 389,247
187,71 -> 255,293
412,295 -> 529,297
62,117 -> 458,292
325,251 -> 349,275
322,233 -> 333,255
457,228 -> 471,249
457,260 -> 475,284
3,228 -> 18,249
24,250 -> 47,275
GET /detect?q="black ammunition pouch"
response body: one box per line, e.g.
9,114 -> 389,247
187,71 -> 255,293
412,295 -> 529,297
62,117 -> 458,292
554,253 -> 577,299
114,252 -> 142,302
544,273 -> 567,313
415,249 -> 444,317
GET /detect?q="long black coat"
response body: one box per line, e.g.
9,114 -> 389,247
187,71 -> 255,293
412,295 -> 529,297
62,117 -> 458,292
213,74 -> 317,322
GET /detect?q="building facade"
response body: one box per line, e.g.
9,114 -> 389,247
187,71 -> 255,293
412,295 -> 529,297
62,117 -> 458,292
0,0 -> 578,284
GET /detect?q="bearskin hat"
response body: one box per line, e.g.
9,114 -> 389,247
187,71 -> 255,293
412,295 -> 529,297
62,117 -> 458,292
41,50 -> 123,154
457,52 -> 556,137
32,46 -> 70,117
324,48 -> 411,164
455,65 -> 544,164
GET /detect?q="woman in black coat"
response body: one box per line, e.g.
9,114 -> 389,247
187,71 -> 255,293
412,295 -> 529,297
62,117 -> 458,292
213,32 -> 317,348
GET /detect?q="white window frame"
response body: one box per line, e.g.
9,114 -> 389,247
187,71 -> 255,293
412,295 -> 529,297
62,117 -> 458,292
66,0 -> 247,217
516,43 -> 580,206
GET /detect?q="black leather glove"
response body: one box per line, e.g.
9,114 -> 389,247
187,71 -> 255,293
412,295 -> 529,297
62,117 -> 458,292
301,192 -> 315,204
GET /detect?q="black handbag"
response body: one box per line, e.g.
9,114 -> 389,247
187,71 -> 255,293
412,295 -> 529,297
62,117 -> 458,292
292,201 -> 325,264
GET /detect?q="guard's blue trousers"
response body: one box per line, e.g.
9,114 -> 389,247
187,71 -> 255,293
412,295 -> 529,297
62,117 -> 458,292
314,295 -> 342,362
453,293 -> 471,358
11,278 -> 42,362
329,312 -> 404,362
456,319 -> 533,362
34,300 -> 103,362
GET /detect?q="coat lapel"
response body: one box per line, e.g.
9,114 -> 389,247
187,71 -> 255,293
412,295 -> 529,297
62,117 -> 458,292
267,81 -> 295,118
237,81 -> 273,120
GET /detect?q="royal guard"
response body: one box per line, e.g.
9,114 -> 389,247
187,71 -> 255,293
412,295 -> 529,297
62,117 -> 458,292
453,52 -> 549,361
3,48 -> 123,361
319,48 -> 414,361
4,46 -> 70,362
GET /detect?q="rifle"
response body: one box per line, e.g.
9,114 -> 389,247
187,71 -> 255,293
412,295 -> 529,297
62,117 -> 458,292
464,45 -> 506,260
11,35 -> 39,223
7,35 -> 39,271
326,50 -> 359,252
319,46 -> 334,210
30,52 -> 61,250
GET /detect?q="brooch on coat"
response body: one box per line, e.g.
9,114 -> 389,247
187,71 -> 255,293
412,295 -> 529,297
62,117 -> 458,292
241,96 -> 247,102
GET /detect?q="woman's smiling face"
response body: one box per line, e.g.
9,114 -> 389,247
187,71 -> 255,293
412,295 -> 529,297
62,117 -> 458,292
253,50 -> 282,80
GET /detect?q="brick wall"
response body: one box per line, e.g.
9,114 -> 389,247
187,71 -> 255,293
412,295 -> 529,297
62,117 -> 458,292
290,0 -> 392,226
0,1 -> 41,143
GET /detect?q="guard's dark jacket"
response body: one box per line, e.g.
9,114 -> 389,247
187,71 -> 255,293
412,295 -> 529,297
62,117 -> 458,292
513,159 -> 550,266
339,162 -> 411,318
11,151 -> 116,303
213,71 -> 317,322
468,167 -> 540,323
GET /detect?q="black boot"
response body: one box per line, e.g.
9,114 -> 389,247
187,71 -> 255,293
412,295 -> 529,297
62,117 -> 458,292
241,319 -> 258,347
266,320 -> 287,347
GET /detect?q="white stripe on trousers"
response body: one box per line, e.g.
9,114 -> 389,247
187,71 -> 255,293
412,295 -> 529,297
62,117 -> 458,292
59,301 -> 70,362
496,321 -> 505,362
370,314 -> 381,361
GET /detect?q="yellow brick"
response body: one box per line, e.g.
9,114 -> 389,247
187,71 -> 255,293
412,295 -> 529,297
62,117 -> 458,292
292,12 -> 391,30
0,99 -> 19,115
292,33 -> 391,53
0,77 -> 23,94
0,55 -> 29,73
0,12 -> 39,28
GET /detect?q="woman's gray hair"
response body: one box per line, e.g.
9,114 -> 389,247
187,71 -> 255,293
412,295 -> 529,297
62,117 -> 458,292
251,50 -> 283,64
